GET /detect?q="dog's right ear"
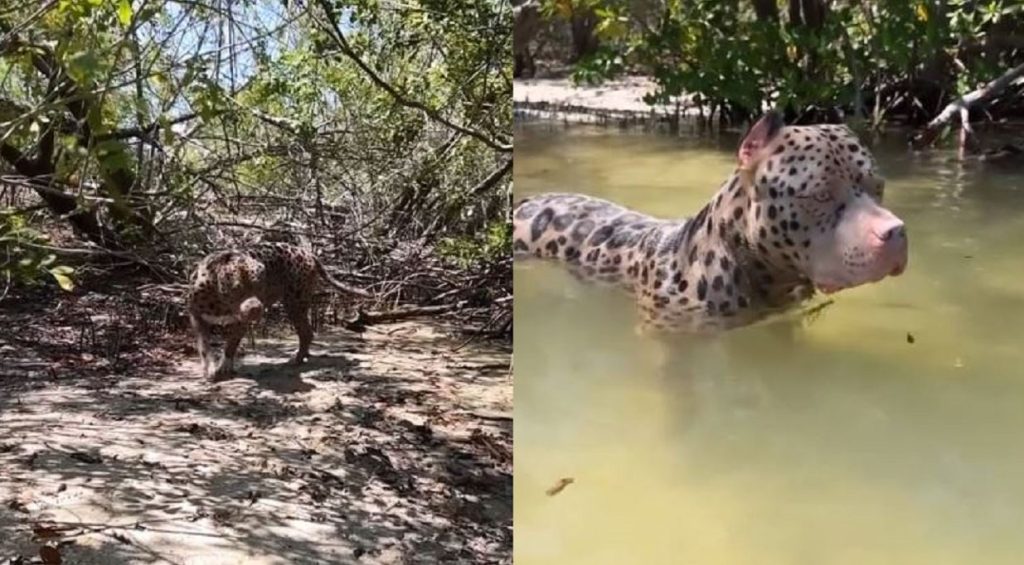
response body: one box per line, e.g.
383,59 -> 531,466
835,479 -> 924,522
738,111 -> 785,170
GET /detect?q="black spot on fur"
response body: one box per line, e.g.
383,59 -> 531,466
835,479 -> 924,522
552,214 -> 574,231
515,202 -> 538,220
685,206 -> 710,241
661,226 -> 686,256
588,225 -> 614,247
531,208 -> 555,241
608,231 -> 631,249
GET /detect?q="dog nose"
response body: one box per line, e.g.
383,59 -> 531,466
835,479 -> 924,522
879,223 -> 905,242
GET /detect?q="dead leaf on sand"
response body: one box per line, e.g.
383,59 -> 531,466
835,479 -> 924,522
546,477 -> 574,497
39,545 -> 62,564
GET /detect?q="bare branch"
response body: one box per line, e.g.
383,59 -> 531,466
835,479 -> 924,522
912,61 -> 1024,149
469,158 -> 512,196
312,0 -> 512,153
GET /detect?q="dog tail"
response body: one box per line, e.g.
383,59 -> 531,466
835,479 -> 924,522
314,257 -> 372,298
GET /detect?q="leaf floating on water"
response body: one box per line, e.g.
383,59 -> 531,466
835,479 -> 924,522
546,477 -> 574,497
906,332 -> 915,344
801,299 -> 835,325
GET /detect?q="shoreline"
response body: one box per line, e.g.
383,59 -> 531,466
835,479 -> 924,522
513,76 -> 696,126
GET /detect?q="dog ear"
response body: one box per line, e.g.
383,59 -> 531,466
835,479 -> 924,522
738,111 -> 785,169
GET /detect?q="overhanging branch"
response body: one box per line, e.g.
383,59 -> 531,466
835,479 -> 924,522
469,158 -> 512,196
313,0 -> 512,153
912,61 -> 1024,149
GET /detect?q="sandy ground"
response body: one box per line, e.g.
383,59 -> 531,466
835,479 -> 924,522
0,316 -> 511,564
513,76 -> 695,124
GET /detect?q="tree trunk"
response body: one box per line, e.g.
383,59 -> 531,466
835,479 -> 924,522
570,6 -> 600,62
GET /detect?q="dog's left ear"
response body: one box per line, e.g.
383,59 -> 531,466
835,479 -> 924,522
738,111 -> 785,170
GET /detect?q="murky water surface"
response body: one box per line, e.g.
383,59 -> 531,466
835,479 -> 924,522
514,123 -> 1024,565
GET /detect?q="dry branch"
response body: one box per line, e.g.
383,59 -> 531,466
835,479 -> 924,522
344,301 -> 468,330
912,61 -> 1024,150
313,0 -> 513,153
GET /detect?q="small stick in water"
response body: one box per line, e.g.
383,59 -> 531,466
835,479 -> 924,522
546,477 -> 574,497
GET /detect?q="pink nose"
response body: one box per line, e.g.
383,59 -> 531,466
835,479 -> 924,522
874,217 -> 908,276
878,223 -> 905,243
873,217 -> 906,247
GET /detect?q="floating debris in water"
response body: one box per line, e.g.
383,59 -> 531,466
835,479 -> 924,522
906,332 -> 915,344
801,299 -> 836,325
546,477 -> 574,497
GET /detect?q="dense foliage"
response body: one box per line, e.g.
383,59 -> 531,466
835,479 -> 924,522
0,0 -> 512,301
534,0 -> 1024,125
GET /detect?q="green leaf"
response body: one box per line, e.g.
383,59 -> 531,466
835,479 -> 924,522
49,266 -> 75,291
117,0 -> 133,27
66,50 -> 100,84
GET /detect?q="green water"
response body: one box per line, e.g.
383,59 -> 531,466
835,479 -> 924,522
513,123 -> 1024,565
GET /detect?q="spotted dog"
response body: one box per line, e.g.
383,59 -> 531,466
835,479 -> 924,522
188,242 -> 370,379
513,112 -> 908,333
